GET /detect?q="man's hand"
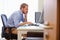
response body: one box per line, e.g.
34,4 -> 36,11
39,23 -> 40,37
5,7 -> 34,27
27,22 -> 32,24
19,22 -> 32,26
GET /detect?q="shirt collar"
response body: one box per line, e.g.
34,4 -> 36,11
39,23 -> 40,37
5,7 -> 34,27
19,10 -> 24,14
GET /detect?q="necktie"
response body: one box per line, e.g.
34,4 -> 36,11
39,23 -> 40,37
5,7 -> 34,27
24,14 -> 27,22
21,14 -> 24,22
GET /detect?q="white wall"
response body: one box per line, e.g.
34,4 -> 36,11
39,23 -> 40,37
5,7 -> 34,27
0,0 -> 3,38
38,0 -> 44,12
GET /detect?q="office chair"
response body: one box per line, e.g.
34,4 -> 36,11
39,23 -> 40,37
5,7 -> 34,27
1,14 -> 9,38
1,14 -> 17,40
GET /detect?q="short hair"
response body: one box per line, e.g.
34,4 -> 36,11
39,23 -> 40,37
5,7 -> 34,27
20,3 -> 28,9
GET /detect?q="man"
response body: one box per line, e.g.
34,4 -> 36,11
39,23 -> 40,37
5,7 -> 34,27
7,3 -> 32,27
7,3 -> 32,34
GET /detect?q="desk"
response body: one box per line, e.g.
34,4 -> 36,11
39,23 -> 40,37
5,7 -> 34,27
17,24 -> 51,40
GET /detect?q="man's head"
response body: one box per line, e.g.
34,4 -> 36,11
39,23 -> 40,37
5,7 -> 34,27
20,3 -> 28,14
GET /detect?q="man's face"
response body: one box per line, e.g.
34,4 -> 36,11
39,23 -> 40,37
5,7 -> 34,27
22,6 -> 28,14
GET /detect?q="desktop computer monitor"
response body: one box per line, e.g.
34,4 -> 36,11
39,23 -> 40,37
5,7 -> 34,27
35,12 -> 44,24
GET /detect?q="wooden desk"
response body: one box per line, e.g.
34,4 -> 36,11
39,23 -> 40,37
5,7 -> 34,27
17,24 -> 52,40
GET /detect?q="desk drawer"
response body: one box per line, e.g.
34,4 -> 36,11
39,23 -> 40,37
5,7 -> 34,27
25,37 -> 43,40
27,32 -> 43,37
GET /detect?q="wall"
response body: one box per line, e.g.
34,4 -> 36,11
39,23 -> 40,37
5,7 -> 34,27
38,0 -> 44,12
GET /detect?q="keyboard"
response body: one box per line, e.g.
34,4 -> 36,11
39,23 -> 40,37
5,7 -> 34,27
28,24 -> 39,26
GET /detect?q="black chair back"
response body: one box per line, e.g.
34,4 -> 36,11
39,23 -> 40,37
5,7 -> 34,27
1,14 -> 7,27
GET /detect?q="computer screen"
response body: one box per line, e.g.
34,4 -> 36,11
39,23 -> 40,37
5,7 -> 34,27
35,12 -> 44,24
